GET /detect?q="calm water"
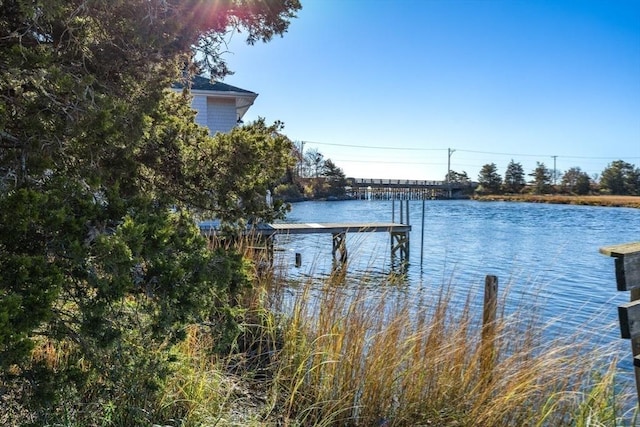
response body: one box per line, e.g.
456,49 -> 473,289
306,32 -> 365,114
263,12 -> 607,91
271,199 -> 640,372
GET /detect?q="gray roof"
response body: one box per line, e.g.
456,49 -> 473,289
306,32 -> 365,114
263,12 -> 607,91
172,75 -> 256,94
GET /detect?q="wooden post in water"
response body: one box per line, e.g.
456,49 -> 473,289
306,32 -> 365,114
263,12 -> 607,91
420,199 -> 425,268
481,275 -> 499,382
331,232 -> 348,268
392,199 -> 395,223
391,199 -> 396,260
600,241 -> 640,405
399,199 -> 404,224
405,199 -> 410,226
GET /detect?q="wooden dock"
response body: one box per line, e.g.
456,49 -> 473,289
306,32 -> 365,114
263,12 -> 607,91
254,222 -> 410,235
200,221 -> 411,269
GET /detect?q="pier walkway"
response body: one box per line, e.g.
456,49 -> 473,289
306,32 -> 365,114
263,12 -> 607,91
346,178 -> 477,199
200,221 -> 411,269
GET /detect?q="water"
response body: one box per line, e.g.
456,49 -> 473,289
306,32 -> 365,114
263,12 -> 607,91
271,199 -> 640,377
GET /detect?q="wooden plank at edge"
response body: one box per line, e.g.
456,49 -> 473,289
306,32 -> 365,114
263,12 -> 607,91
600,242 -> 640,257
618,299 -> 640,339
615,252 -> 640,291
258,223 -> 411,235
635,355 -> 640,368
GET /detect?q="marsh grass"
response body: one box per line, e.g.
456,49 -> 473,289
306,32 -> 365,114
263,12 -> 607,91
475,194 -> 640,209
262,284 -> 616,426
162,234 -> 637,426
240,252 -> 637,426
3,234 -> 636,426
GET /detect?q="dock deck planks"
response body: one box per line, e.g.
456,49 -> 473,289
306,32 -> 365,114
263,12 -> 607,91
253,222 -> 411,236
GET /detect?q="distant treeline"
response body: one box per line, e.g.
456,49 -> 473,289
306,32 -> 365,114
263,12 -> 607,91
275,146 -> 640,199
470,159 -> 640,196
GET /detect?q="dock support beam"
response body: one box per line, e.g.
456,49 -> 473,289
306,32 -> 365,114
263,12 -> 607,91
332,232 -> 348,268
205,223 -> 412,273
390,230 -> 410,271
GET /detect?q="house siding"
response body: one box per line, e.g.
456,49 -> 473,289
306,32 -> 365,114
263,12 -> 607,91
191,95 -> 208,128
172,77 -> 256,135
206,97 -> 236,134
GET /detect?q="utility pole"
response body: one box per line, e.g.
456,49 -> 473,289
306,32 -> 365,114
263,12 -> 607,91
298,140 -> 305,178
551,155 -> 557,186
447,148 -> 456,198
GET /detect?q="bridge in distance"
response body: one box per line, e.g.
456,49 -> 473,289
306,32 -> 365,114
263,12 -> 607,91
345,178 -> 478,200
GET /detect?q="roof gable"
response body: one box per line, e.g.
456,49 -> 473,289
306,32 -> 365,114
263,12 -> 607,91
171,75 -> 258,127
171,75 -> 256,95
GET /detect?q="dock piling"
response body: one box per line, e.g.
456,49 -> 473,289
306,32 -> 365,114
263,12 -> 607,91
600,241 -> 640,405
420,199 -> 425,267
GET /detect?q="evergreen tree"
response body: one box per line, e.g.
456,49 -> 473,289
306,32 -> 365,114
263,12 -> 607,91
600,160 -> 640,195
447,170 -> 471,183
503,159 -> 526,193
561,167 -> 592,195
0,0 -> 300,422
322,159 -> 347,198
575,173 -> 592,195
477,163 -> 502,194
529,162 -> 553,194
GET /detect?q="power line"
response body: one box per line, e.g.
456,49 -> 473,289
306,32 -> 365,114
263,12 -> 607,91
300,140 -> 640,160
301,140 -> 446,151
458,149 -> 640,160
331,157 -> 606,178
334,158 -> 446,166
456,149 -> 546,158
332,157 -> 605,173
554,155 -> 640,160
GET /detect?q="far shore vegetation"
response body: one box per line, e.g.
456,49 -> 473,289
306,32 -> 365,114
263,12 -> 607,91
474,194 -> 640,209
276,145 -> 640,208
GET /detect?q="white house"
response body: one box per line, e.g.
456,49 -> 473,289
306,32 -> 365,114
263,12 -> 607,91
172,75 -> 258,134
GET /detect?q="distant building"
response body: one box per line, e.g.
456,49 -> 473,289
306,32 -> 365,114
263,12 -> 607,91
172,75 -> 258,134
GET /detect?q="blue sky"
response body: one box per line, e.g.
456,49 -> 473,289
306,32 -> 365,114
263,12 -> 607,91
223,0 -> 640,181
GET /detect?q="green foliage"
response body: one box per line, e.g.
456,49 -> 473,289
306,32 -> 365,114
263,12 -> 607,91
320,159 -> 347,198
574,174 -> 592,196
180,117 -> 294,222
600,160 -> 640,195
287,146 -> 349,200
571,362 -> 619,427
503,159 -> 526,193
477,163 -> 502,194
274,182 -> 305,201
561,167 -> 592,195
447,170 -> 471,184
0,0 -> 300,423
529,162 -> 553,194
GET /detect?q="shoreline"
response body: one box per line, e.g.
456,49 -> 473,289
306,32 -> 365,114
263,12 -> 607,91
473,194 -> 640,209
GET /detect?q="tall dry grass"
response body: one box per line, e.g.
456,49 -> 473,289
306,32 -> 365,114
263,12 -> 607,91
475,194 -> 640,209
9,232 -> 634,426
247,267 -> 636,426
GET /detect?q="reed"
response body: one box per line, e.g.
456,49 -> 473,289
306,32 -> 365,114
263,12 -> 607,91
251,271 -> 636,426
192,233 -> 636,425
4,233 -> 636,426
